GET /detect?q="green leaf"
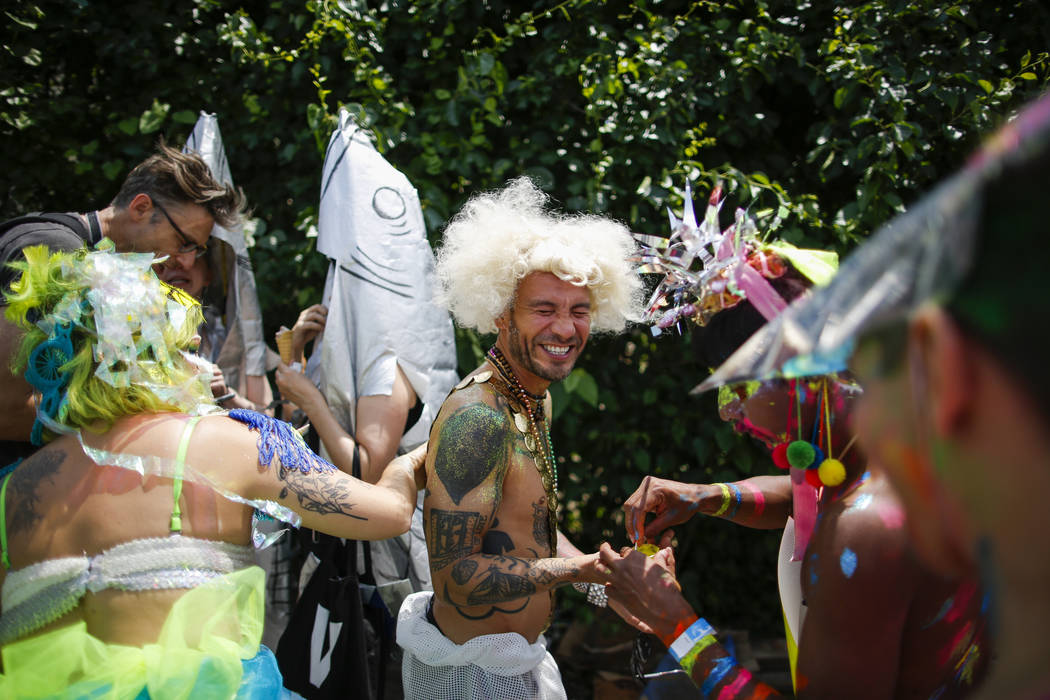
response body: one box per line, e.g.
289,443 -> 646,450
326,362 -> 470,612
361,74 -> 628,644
833,86 -> 848,109
978,79 -> 994,94
575,372 -> 599,408
1019,72 -> 1037,81
172,110 -> 198,125
117,117 -> 138,136
101,160 -> 124,180
478,52 -> 495,76
138,100 -> 170,134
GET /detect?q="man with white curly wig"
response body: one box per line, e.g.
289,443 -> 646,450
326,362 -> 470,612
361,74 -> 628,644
397,177 -> 644,699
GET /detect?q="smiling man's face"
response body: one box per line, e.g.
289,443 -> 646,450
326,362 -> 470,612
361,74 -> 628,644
496,271 -> 592,394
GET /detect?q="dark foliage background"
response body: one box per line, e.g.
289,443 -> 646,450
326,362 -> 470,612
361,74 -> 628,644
3,0 -> 1048,639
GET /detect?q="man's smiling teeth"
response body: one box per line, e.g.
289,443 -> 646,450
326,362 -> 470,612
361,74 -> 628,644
542,344 -> 570,356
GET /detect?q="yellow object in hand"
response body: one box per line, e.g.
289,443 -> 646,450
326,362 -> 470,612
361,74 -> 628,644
635,543 -> 660,557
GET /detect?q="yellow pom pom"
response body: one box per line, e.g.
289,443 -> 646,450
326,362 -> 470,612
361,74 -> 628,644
818,458 -> 846,487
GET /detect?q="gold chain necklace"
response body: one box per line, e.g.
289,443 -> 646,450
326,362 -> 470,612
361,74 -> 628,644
485,346 -> 559,553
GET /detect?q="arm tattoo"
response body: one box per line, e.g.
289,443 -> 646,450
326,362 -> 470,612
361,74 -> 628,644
434,403 -> 510,505
7,450 -> 64,537
467,562 -> 537,605
277,465 -> 366,520
451,559 -> 478,585
428,508 -> 486,570
444,553 -> 582,618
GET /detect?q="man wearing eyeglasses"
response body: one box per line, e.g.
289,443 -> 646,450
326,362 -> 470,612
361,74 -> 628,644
0,142 -> 245,466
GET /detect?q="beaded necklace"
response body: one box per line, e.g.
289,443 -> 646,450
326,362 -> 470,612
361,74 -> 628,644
485,345 -> 559,553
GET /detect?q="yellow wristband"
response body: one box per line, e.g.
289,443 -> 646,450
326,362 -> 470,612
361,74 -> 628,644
712,482 -> 732,517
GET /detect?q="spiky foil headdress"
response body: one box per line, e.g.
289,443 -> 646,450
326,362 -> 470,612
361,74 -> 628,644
633,182 -> 837,335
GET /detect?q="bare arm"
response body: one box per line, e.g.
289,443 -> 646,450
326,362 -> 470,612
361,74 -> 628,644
426,393 -> 604,615
791,503 -> 914,697
215,415 -> 424,540
275,361 -> 415,482
623,474 -> 792,544
0,312 -> 34,442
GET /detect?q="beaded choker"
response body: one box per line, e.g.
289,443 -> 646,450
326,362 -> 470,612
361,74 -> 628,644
485,346 -> 559,553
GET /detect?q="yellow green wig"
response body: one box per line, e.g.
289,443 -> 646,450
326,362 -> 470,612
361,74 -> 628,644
5,244 -> 213,440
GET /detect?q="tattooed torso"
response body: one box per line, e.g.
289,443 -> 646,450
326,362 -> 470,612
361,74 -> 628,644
424,369 -> 562,645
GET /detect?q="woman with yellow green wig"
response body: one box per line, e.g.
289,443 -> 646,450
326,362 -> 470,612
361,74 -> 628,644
0,244 -> 426,698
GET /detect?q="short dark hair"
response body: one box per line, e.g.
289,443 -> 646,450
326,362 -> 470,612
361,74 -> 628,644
691,265 -> 811,369
947,130 -> 1050,422
111,142 -> 246,229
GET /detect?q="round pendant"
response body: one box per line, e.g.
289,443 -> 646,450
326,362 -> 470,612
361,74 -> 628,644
474,370 -> 492,383
514,412 -> 529,433
455,375 -> 473,390
524,433 -> 536,452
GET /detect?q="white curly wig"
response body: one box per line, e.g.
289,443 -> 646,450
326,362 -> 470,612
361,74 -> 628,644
436,177 -> 644,334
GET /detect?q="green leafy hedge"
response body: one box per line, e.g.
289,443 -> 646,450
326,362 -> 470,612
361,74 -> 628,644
3,0 -> 1048,636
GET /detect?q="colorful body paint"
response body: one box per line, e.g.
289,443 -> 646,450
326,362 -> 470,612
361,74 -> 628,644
727,483 -> 743,519
701,656 -> 736,698
839,547 -> 858,578
717,668 -> 753,700
740,481 -> 766,517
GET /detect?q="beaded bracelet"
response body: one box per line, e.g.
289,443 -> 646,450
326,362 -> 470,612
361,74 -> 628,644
712,483 -> 732,517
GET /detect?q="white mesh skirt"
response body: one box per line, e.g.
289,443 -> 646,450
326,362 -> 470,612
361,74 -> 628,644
397,591 -> 567,700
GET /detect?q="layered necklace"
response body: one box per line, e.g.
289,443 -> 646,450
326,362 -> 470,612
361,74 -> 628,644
486,345 -> 559,553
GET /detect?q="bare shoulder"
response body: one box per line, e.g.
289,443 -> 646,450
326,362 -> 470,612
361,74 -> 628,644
808,476 -> 918,597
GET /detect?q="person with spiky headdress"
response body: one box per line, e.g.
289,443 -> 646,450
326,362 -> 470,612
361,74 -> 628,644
683,91 -> 1050,698
601,183 -> 988,698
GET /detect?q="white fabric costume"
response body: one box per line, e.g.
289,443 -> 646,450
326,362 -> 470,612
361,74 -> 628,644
307,109 -> 458,597
397,592 -> 567,700
183,113 -> 271,391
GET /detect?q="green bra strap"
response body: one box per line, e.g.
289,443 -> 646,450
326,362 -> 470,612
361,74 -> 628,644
0,472 -> 11,569
170,416 -> 202,534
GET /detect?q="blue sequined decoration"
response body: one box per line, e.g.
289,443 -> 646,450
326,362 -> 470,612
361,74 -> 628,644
227,409 -> 337,474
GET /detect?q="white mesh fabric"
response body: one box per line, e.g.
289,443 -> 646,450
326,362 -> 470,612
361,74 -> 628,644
398,591 -> 567,700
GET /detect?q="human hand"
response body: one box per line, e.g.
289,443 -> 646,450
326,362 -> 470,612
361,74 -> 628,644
291,304 -> 327,360
599,542 -> 694,642
575,551 -> 614,585
398,441 -> 428,491
623,476 -> 700,545
198,359 -> 236,404
275,361 -> 323,413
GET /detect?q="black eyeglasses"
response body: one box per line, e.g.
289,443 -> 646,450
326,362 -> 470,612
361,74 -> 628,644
152,199 -> 208,259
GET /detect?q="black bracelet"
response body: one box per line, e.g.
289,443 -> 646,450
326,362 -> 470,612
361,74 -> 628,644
214,391 -> 237,404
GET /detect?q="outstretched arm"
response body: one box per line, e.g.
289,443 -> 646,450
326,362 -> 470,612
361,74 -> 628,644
623,474 -> 792,544
216,414 -> 424,540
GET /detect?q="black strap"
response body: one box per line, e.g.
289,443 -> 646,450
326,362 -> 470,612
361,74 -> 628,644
0,212 -> 92,245
351,445 -> 375,578
85,211 -> 103,245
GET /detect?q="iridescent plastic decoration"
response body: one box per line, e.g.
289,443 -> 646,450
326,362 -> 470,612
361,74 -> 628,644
632,181 -> 837,336
26,322 -> 74,446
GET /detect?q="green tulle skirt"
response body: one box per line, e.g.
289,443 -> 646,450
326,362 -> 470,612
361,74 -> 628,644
0,566 -> 291,699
